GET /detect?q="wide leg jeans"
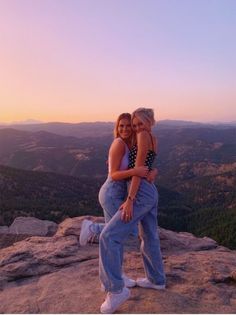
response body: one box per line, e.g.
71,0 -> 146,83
99,179 -> 166,293
91,176 -> 127,235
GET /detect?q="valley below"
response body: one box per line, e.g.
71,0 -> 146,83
0,121 -> 235,249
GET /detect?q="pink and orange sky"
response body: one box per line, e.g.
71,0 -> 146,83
0,0 -> 235,123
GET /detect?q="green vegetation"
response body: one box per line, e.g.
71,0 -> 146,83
0,165 -> 104,225
0,124 -> 235,249
186,207 -> 236,250
1,164 -> 235,249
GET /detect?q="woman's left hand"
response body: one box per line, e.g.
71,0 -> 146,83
119,199 -> 133,222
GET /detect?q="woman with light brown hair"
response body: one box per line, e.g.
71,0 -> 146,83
80,112 -> 150,287
99,108 -> 166,314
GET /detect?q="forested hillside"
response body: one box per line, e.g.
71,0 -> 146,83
0,165 -> 104,225
0,122 -> 235,248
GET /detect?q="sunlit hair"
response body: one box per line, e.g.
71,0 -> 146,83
113,113 -> 132,138
131,107 -> 155,130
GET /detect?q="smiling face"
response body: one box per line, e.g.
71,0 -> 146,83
117,118 -> 132,140
132,115 -> 151,134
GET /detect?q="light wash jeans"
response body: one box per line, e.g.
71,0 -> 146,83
90,176 -> 138,237
99,179 -> 166,293
90,176 -> 127,235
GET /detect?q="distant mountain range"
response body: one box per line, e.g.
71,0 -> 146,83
0,124 -> 235,181
0,128 -> 110,176
0,122 -> 114,138
0,122 -> 235,248
0,120 -> 235,138
157,119 -> 236,128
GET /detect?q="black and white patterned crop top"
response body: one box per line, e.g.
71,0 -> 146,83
128,145 -> 156,171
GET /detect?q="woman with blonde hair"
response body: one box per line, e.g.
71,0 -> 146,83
99,107 -> 166,314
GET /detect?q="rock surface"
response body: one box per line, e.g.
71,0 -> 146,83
0,226 -> 9,234
8,216 -> 58,236
0,216 -> 236,314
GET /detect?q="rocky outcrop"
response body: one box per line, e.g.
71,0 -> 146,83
0,226 -> 9,234
8,217 -> 58,236
159,229 -> 218,252
0,216 -> 236,314
0,217 -> 58,250
55,215 -> 104,237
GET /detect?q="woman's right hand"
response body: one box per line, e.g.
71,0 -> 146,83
133,165 -> 149,178
146,168 -> 158,183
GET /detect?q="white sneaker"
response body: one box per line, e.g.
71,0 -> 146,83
100,274 -> 136,292
136,277 -> 166,290
101,283 -> 106,292
100,287 -> 130,314
79,219 -> 94,246
122,274 -> 136,287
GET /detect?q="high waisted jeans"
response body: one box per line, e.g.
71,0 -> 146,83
99,179 -> 166,293
91,176 -> 138,237
90,176 -> 127,235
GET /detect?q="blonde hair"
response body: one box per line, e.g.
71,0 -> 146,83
113,113 -> 132,138
132,107 -> 155,129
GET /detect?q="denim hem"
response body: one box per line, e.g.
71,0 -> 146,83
148,277 -> 166,286
106,285 -> 124,294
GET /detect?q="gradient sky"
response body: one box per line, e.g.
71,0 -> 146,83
0,0 -> 235,123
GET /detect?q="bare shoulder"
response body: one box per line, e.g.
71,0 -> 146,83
137,130 -> 154,143
110,138 -> 125,154
136,131 -> 150,151
137,130 -> 149,141
137,131 -> 157,151
112,137 -> 125,147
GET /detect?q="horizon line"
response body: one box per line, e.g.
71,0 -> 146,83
0,118 -> 236,126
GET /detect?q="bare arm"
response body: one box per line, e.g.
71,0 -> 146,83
111,168 -> 138,180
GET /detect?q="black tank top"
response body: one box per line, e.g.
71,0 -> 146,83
128,133 -> 156,171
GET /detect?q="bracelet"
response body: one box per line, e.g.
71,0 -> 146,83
128,195 -> 135,202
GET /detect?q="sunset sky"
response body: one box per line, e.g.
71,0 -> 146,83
0,0 -> 235,123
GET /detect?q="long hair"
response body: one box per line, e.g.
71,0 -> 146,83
113,113 -> 132,138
